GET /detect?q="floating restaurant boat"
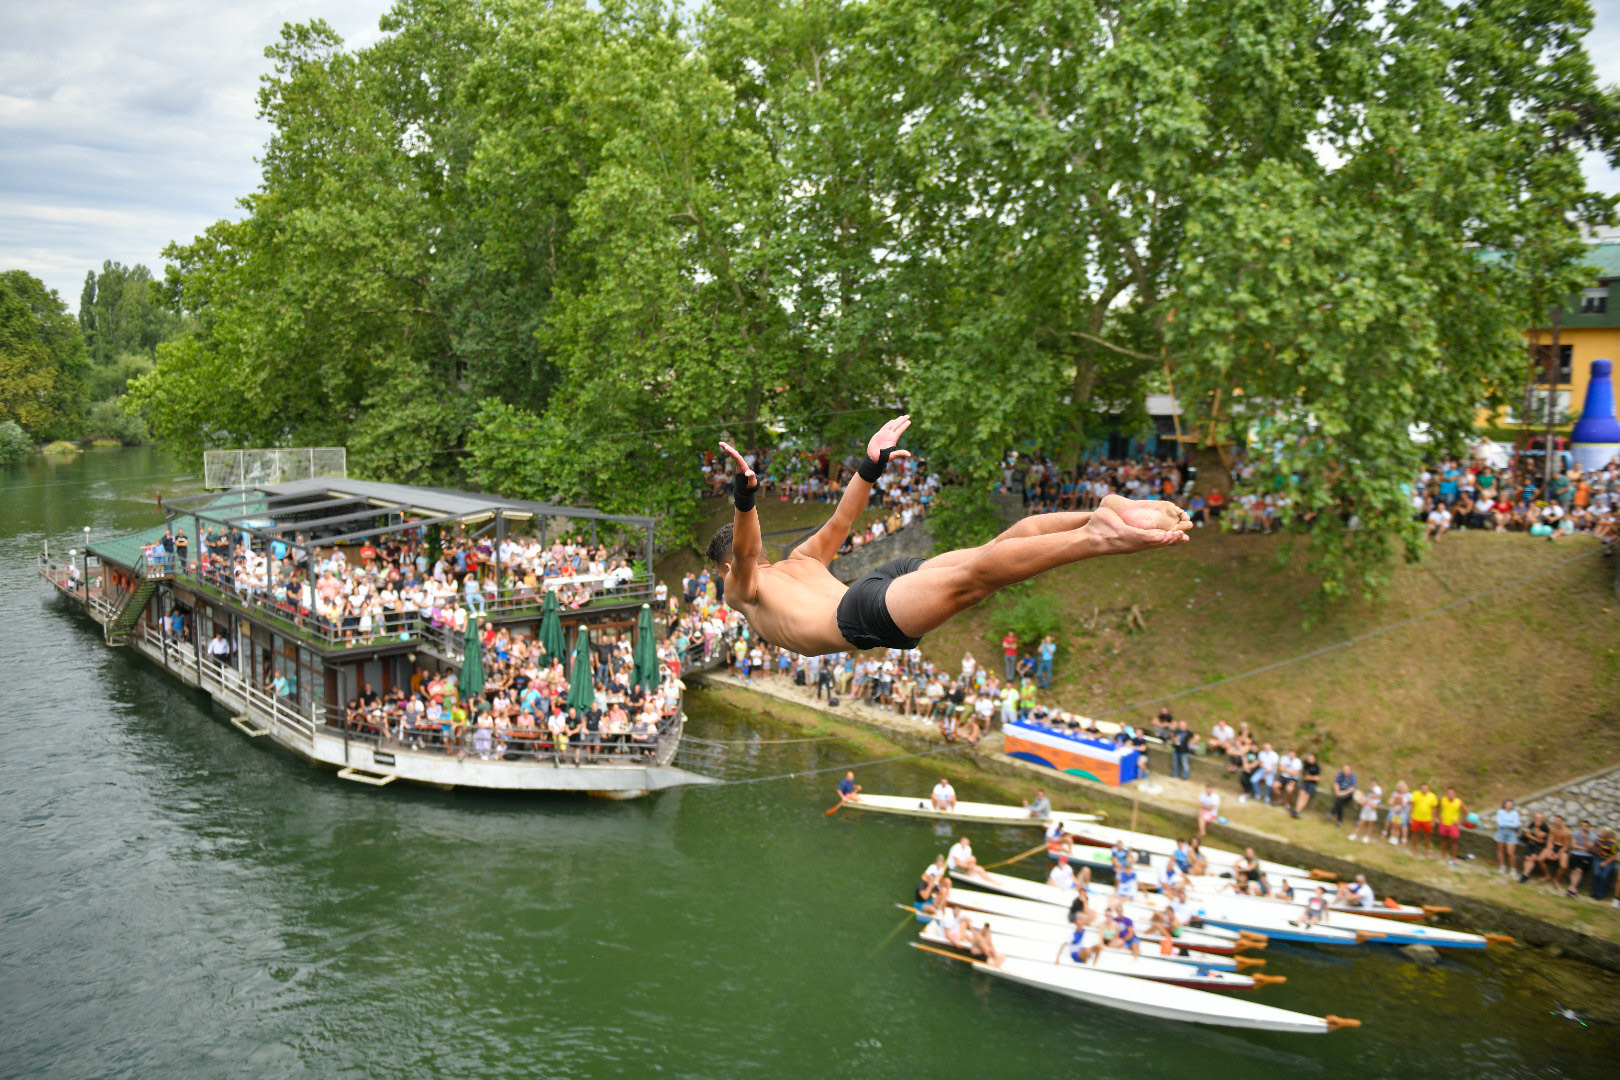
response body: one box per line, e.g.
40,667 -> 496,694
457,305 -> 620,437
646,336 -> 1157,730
38,470 -> 716,798
912,949 -> 1359,1035
836,793 -> 1101,827
915,924 -> 1270,991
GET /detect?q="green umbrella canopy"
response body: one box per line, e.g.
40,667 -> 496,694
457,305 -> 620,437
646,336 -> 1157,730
460,616 -> 485,701
539,588 -> 566,665
633,603 -> 659,692
567,626 -> 595,711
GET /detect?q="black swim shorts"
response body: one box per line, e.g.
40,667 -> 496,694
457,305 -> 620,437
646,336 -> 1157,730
837,556 -> 926,650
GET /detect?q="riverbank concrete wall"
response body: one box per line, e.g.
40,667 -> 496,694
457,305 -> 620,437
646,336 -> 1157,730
689,670 -> 1620,973
1519,763 -> 1620,830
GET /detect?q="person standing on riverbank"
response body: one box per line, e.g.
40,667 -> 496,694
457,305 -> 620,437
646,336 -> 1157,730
1493,799 -> 1522,874
1329,764 -> 1358,826
1410,782 -> 1439,859
1438,787 -> 1469,866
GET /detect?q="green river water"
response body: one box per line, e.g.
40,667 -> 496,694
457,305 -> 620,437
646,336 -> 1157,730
3,448 -> 1616,1079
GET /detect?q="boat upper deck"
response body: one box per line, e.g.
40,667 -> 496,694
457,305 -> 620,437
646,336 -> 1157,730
86,478 -> 662,659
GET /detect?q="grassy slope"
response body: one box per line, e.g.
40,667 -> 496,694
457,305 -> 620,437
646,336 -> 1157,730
668,499 -> 1620,800
922,528 -> 1620,802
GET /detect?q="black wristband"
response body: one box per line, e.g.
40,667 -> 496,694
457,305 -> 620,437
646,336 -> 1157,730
732,475 -> 756,513
858,447 -> 894,484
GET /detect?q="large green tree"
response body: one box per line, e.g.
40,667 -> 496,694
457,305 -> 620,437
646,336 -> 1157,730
136,0 -> 1616,590
0,271 -> 88,439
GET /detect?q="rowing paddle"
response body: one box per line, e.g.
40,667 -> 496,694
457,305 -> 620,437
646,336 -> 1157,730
824,800 -> 846,816
986,841 -> 1049,870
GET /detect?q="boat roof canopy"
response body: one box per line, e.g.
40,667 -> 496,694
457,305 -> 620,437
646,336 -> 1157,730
93,478 -> 657,569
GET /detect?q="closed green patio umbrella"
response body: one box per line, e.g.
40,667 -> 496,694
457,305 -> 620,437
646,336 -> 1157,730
632,603 -> 659,692
539,588 -> 566,665
461,616 -> 485,700
567,626 -> 595,712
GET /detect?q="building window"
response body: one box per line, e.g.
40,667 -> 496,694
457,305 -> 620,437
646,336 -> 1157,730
1582,287 -> 1609,314
1532,343 -> 1573,385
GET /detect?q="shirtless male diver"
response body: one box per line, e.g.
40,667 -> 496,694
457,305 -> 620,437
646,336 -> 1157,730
708,414 -> 1192,657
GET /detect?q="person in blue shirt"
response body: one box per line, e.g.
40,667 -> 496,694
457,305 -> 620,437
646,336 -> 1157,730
837,770 -> 861,802
1036,635 -> 1057,689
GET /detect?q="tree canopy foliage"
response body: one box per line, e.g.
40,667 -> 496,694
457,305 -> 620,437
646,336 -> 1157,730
0,271 -> 88,441
133,0 -> 1619,593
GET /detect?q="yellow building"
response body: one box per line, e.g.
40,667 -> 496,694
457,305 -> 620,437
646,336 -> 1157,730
1489,241 -> 1620,437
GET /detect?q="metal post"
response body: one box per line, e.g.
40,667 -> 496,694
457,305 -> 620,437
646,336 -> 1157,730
1544,305 -> 1562,493
494,511 -> 505,603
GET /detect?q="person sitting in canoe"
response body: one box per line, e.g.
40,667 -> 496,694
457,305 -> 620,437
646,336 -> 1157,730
938,905 -> 1004,967
915,863 -> 949,915
708,416 -> 1191,659
1274,878 -> 1296,903
1101,902 -> 1143,958
1047,855 -> 1084,892
1148,907 -> 1180,953
1024,789 -> 1052,819
931,777 -> 957,811
1056,914 -> 1103,966
947,836 -> 993,882
837,770 -> 862,803
1335,874 -> 1376,909
1114,861 -> 1140,906
1297,886 -> 1331,928
1108,841 -> 1131,877
1184,837 -> 1211,877
1156,858 -> 1185,894
1232,847 -> 1261,892
1044,820 -> 1074,859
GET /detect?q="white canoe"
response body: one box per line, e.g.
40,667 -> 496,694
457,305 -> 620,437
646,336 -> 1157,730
1182,891 -> 1489,950
947,910 -> 1246,970
945,883 -> 1252,956
1055,819 -> 1320,882
917,924 -> 1265,990
1184,875 -> 1435,922
840,793 -> 1100,826
914,950 -> 1357,1035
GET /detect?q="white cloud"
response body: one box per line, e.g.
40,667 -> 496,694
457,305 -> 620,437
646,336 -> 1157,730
0,0 -> 392,307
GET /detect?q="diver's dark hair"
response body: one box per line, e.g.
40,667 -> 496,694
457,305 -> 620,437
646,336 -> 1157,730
706,523 -> 734,567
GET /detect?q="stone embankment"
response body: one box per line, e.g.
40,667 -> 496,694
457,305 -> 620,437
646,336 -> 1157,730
1520,764 -> 1620,828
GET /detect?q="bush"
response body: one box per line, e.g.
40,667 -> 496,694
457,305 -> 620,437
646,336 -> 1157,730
928,484 -> 1006,554
86,397 -> 150,445
992,584 -> 1065,654
41,440 -> 81,456
0,420 -> 31,464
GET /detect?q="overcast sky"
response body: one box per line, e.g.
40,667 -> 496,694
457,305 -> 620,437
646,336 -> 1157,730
5,0 -> 1620,312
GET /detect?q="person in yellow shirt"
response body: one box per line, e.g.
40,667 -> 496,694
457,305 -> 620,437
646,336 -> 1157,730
1438,787 -> 1470,866
1409,783 -> 1440,859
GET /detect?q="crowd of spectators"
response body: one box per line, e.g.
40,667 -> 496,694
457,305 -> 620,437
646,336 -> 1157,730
336,625 -> 683,764
155,520 -> 643,645
1417,457 -> 1620,548
700,443 -> 940,556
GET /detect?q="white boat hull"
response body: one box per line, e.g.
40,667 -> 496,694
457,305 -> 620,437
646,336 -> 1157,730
841,793 -> 1098,827
918,925 -> 1257,989
920,954 -> 1342,1035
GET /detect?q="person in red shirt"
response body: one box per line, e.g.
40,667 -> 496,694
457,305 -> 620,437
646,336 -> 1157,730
1206,489 -> 1226,522
1002,630 -> 1020,681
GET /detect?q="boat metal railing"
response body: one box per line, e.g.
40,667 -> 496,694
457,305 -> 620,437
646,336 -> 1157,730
323,706 -> 673,766
137,621 -> 316,745
176,564 -> 656,654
